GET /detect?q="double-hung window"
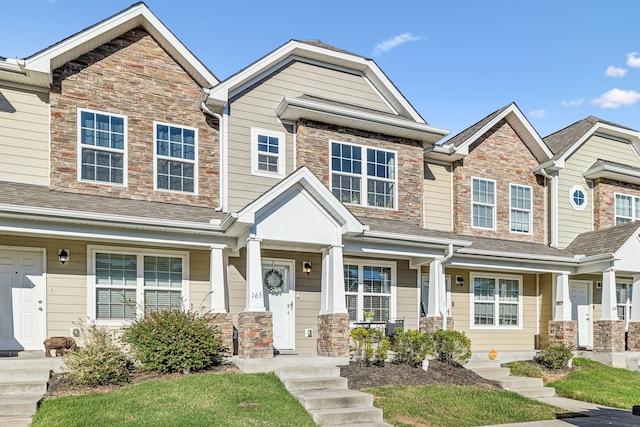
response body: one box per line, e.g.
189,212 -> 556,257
471,273 -> 522,329
617,283 -> 633,330
344,261 -> 395,322
78,109 -> 126,184
510,184 -> 532,233
472,178 -> 495,229
251,128 -> 285,178
615,193 -> 640,225
90,247 -> 187,324
331,141 -> 396,209
155,123 -> 197,193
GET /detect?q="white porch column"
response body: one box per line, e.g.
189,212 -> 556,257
320,245 -> 347,314
209,245 -> 227,313
553,273 -> 572,320
600,268 -> 618,320
631,274 -> 640,322
245,236 -> 265,312
427,258 -> 443,317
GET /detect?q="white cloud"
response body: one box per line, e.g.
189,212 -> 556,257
605,66 -> 627,77
627,52 -> 640,68
528,109 -> 546,119
561,98 -> 584,107
373,33 -> 421,56
592,88 -> 640,108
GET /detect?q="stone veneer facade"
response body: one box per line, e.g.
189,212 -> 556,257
237,312 -> 274,359
206,313 -> 234,357
420,316 -> 454,332
628,322 -> 640,351
317,313 -> 350,357
547,320 -> 578,348
593,320 -> 625,352
593,178 -> 640,230
49,28 -> 219,207
453,120 -> 546,243
296,120 -> 425,227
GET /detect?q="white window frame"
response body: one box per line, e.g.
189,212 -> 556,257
471,177 -> 496,230
77,108 -> 128,186
153,121 -> 198,194
469,272 -> 523,330
616,282 -> 633,331
251,127 -> 286,179
344,259 -> 397,324
330,140 -> 398,210
614,192 -> 640,225
87,245 -> 189,326
509,184 -> 532,234
569,185 -> 588,211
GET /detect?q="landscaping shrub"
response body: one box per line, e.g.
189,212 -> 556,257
64,324 -> 132,386
121,309 -> 224,374
536,343 -> 574,370
432,330 -> 472,365
391,329 -> 433,367
508,361 -> 544,378
350,327 -> 390,366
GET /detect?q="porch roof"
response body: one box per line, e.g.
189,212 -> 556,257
566,221 -> 640,257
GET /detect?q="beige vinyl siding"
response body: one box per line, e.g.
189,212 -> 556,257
539,273 -> 553,346
557,134 -> 640,247
227,61 -> 394,212
0,86 -> 49,186
396,260 -> 420,330
0,235 -> 210,339
423,162 -> 453,231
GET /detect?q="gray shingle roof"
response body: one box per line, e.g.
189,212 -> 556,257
444,103 -> 511,147
565,221 -> 640,257
360,216 -> 468,242
0,181 -> 223,224
296,40 -> 366,59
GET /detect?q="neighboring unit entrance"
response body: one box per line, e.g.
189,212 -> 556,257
0,248 -> 45,351
262,260 -> 294,350
569,280 -> 592,349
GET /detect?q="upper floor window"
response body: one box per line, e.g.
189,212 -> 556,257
78,109 -> 126,185
472,177 -> 495,229
251,128 -> 285,178
344,260 -> 396,322
331,141 -> 396,209
569,185 -> 587,211
471,273 -> 522,329
154,122 -> 197,193
510,184 -> 532,233
615,193 -> 640,225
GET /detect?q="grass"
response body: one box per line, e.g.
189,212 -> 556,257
547,357 -> 640,410
31,372 -> 316,427
507,360 -> 544,378
365,385 -> 568,427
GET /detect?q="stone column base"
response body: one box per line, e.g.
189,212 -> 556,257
547,320 -> 577,348
593,320 -> 625,352
628,322 -> 640,351
419,316 -> 454,332
206,312 -> 234,357
237,311 -> 273,359
317,313 -> 349,357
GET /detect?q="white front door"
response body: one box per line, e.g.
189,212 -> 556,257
0,249 -> 45,351
570,280 -> 592,348
262,261 -> 294,350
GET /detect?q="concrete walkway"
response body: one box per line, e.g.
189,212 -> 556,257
481,396 -> 640,427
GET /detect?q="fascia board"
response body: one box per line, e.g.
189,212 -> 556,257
359,230 -> 471,247
455,248 -> 578,264
506,109 -> 553,160
447,256 -> 575,274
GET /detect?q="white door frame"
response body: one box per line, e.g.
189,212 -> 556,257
262,258 -> 295,350
0,246 -> 47,351
569,280 -> 592,349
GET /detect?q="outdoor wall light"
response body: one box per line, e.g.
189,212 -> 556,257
58,249 -> 70,264
302,261 -> 312,275
455,275 -> 465,286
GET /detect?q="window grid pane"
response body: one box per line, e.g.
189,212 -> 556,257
474,302 -> 494,325
96,288 -> 136,319
616,194 -> 633,224
332,174 -> 361,205
363,266 -> 391,294
363,295 -> 390,322
499,303 -> 518,325
510,185 -> 531,233
80,111 -> 125,184
367,179 -> 394,208
157,159 -> 194,192
144,256 -> 183,288
144,290 -> 182,313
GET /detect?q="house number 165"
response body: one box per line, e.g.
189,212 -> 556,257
252,292 -> 263,299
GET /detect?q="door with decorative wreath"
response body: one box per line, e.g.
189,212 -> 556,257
262,260 -> 295,350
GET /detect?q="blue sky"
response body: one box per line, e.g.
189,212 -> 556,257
2,0 -> 640,140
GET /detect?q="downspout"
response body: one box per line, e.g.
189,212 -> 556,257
440,244 -> 454,330
539,168 -> 558,248
200,101 -> 226,212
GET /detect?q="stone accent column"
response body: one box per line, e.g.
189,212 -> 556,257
446,317 -> 454,331
317,313 -> 349,357
547,320 -> 578,347
206,312 -> 234,357
237,312 -> 273,359
628,275 -> 640,351
593,320 -> 625,352
420,316 -> 442,333
628,322 -> 640,351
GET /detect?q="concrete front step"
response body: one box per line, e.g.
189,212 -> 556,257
326,421 -> 393,427
295,388 -> 373,410
310,406 -> 384,426
626,357 -> 639,371
0,381 -> 47,396
282,376 -> 348,391
515,386 -> 557,398
275,366 -> 340,380
471,367 -> 511,378
0,369 -> 51,383
0,416 -> 33,427
0,395 -> 41,416
497,376 -> 544,390
0,356 -> 62,372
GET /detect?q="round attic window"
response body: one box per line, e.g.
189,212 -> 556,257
570,185 -> 587,210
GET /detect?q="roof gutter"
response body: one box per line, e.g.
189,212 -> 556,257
361,230 -> 472,247
538,167 -> 558,248
199,95 -> 227,212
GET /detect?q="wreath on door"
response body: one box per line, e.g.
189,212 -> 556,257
263,269 -> 284,292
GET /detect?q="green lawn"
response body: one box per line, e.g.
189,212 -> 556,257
365,385 -> 568,427
547,357 -> 640,410
32,372 -> 316,427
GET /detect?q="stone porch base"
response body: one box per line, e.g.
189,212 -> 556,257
593,320 -> 625,352
547,320 -> 578,348
237,311 -> 273,359
206,312 -> 234,357
628,322 -> 640,351
419,316 -> 454,333
317,313 -> 349,357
